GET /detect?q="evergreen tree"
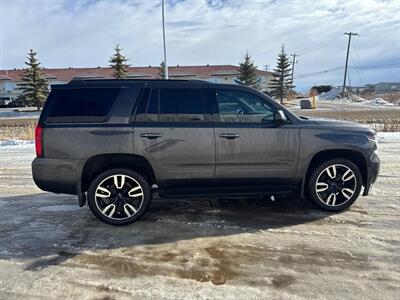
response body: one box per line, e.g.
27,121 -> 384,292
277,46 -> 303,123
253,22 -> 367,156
109,44 -> 129,79
269,45 -> 292,104
158,61 -> 166,79
238,52 -> 259,89
18,49 -> 48,110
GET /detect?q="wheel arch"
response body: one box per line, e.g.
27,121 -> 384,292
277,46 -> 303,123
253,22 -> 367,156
80,153 -> 157,193
303,149 -> 368,196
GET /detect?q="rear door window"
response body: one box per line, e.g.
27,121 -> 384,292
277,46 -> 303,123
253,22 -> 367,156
134,88 -> 206,123
135,88 -> 158,122
159,88 -> 205,122
47,88 -> 121,123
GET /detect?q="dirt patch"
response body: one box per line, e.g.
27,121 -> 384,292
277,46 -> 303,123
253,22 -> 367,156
0,119 -> 35,140
66,242 -> 368,288
271,275 -> 297,288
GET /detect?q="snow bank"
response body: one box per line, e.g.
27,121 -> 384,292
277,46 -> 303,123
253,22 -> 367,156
377,132 -> 400,143
367,98 -> 394,107
0,108 -> 40,119
0,139 -> 34,147
319,87 -> 342,100
317,89 -> 395,107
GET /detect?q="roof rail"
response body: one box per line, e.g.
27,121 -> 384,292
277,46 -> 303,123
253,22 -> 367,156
68,78 -> 213,85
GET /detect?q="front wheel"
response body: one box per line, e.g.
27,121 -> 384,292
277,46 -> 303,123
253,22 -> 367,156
87,169 -> 151,225
307,159 -> 362,211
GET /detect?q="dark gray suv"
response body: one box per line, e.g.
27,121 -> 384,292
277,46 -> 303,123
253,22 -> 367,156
32,79 -> 380,225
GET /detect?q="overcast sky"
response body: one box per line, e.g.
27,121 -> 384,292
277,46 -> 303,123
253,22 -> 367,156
0,0 -> 399,90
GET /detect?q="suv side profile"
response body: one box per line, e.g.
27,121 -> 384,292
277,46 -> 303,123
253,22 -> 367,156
32,79 -> 380,225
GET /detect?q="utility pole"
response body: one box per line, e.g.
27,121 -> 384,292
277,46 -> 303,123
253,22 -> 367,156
342,32 -> 358,97
290,53 -> 298,90
289,53 -> 298,100
264,64 -> 270,72
162,0 -> 169,79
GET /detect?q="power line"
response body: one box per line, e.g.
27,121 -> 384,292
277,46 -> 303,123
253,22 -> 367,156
350,63 -> 400,69
295,67 -> 343,78
294,62 -> 400,79
350,42 -> 366,82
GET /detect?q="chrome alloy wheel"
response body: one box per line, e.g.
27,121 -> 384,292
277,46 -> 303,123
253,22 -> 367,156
315,164 -> 357,207
94,174 -> 144,220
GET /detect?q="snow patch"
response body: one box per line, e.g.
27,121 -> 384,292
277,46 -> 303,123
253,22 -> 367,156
0,108 -> 40,119
377,132 -> 400,143
367,98 -> 394,106
0,140 -> 34,147
319,87 -> 342,100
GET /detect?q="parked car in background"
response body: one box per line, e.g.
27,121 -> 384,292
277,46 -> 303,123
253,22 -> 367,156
6,95 -> 27,108
0,96 -> 15,107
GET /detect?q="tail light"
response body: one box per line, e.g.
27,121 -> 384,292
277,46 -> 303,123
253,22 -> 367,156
35,124 -> 43,157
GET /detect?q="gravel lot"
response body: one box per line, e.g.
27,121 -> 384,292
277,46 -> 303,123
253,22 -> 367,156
0,142 -> 399,299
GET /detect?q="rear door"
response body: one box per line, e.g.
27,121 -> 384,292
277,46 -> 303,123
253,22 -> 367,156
133,87 -> 215,189
212,88 -> 299,187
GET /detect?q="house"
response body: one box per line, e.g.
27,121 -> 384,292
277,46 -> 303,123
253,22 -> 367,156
0,65 -> 273,99
374,82 -> 400,93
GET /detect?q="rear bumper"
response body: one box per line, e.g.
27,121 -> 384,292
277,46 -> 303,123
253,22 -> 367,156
363,152 -> 380,196
32,157 -> 81,195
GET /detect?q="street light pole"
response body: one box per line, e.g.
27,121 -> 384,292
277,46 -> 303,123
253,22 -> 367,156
162,0 -> 169,79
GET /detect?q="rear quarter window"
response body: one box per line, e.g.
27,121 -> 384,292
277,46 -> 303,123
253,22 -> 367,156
46,88 -> 121,123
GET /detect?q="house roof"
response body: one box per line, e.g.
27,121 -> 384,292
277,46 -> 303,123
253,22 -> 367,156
0,65 -> 272,82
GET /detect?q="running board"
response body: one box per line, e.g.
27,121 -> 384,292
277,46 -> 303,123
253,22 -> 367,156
158,185 -> 298,199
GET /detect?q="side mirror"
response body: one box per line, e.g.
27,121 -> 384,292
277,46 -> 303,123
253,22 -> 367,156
274,109 -> 288,124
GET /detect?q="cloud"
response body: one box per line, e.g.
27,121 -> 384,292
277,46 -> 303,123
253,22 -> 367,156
0,0 -> 399,90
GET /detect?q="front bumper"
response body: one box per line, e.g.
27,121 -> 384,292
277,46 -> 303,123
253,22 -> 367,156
363,151 -> 380,196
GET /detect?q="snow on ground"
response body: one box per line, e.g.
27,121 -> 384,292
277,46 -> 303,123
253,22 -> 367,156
318,87 -> 342,100
311,88 -> 396,108
367,98 -> 394,106
0,132 -> 399,299
377,132 -> 400,143
0,107 -> 40,119
0,139 -> 35,147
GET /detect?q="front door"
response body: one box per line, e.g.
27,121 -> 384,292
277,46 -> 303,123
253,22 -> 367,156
212,88 -> 299,187
133,87 -> 215,189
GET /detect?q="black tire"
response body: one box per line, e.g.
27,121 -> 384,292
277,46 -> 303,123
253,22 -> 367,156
307,159 -> 362,212
87,168 -> 151,225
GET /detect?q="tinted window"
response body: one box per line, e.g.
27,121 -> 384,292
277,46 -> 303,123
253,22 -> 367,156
147,89 -> 159,121
159,89 -> 205,122
47,88 -> 120,123
135,88 -> 150,122
215,89 -> 274,123
135,89 -> 159,122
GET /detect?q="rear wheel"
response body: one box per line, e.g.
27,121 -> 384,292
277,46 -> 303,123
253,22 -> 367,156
87,169 -> 151,225
307,159 -> 362,211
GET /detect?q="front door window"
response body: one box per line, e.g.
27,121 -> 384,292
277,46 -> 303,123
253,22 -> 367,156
215,89 -> 274,123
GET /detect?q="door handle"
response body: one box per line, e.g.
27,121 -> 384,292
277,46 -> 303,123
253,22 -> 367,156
140,133 -> 163,139
219,133 -> 239,139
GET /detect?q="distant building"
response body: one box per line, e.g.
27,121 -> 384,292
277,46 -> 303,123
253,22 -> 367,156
347,86 -> 373,93
0,65 -> 273,99
374,82 -> 400,93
